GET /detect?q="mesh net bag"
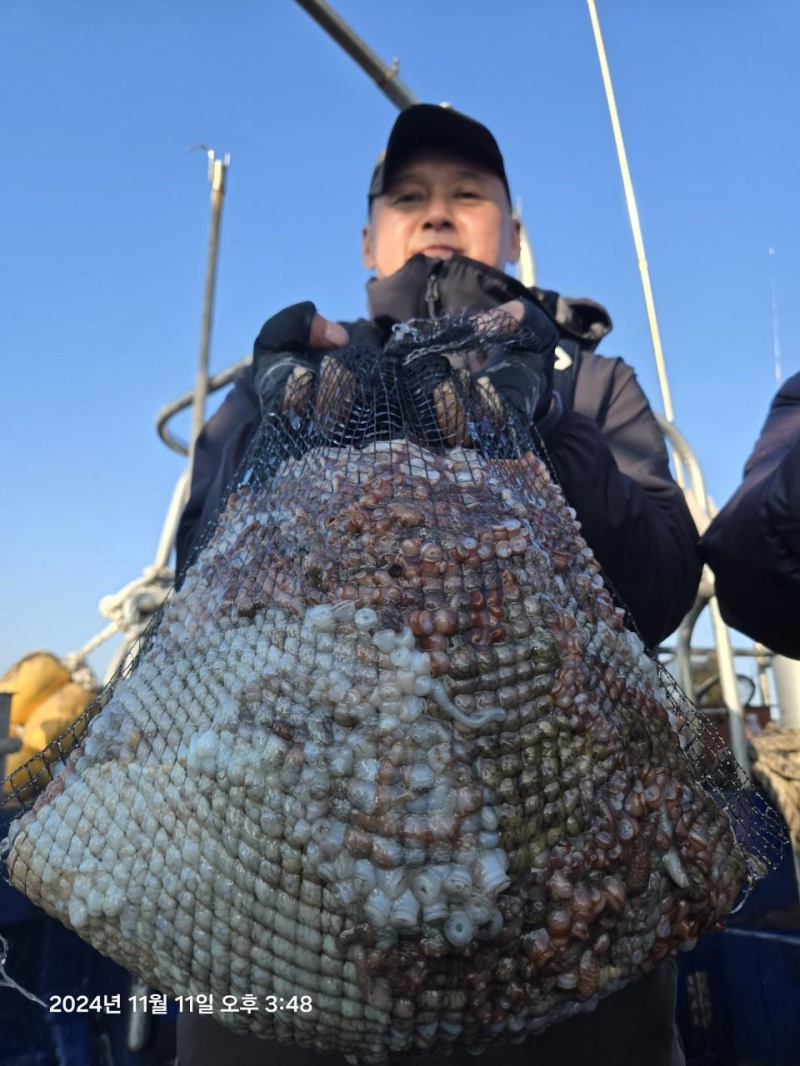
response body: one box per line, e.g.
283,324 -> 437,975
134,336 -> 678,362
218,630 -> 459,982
1,315 -> 785,1060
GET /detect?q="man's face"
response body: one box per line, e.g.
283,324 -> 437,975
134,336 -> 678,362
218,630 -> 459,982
362,150 -> 521,279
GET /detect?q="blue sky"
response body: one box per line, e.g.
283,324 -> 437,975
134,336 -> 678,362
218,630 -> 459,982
2,1 -> 798,682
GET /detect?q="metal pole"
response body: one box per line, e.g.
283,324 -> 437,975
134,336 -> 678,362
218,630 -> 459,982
294,0 -> 419,110
769,247 -> 782,385
517,215 -> 537,288
707,597 -> 750,774
156,356 -> 251,456
753,643 -> 773,708
586,0 -> 684,488
657,416 -> 750,774
674,594 -> 707,701
772,655 -> 800,728
187,148 -> 230,482
661,646 -> 774,661
153,470 -> 191,572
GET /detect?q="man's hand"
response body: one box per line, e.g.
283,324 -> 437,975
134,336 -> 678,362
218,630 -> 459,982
423,298 -> 557,444
476,298 -> 526,330
439,300 -> 526,373
306,312 -> 350,351
474,297 -> 559,425
253,302 -> 354,433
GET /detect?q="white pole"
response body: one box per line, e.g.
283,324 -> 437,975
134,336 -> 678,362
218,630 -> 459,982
585,0 -> 684,487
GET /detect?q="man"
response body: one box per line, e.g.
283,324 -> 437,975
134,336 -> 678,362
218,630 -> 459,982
176,104 -> 698,1065
701,371 -> 800,658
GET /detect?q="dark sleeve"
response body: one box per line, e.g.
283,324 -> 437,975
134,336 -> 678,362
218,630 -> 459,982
700,373 -> 800,657
539,359 -> 701,649
174,365 -> 260,577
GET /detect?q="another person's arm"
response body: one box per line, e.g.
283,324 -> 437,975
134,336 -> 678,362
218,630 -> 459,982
700,373 -> 800,658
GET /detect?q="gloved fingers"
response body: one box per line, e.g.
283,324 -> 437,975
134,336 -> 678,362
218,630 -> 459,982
475,298 -> 558,425
314,355 -> 359,437
508,299 -> 559,355
480,360 -> 547,424
464,301 -> 536,374
468,303 -> 525,366
254,301 -> 351,410
254,301 -> 349,358
473,375 -> 508,430
280,366 -> 315,416
308,314 -> 350,351
279,354 -> 359,435
433,380 -> 466,447
471,300 -> 526,335
433,369 -> 471,447
404,352 -> 451,399
257,353 -> 318,409
254,301 -> 318,357
443,349 -> 470,371
472,298 -> 559,360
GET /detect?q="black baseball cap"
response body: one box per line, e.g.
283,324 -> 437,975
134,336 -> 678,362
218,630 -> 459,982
368,104 -> 511,205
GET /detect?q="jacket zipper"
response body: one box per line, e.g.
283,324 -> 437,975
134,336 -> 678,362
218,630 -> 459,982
425,272 -> 440,320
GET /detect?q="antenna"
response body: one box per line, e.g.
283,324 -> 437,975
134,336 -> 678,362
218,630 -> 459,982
186,146 -> 231,484
769,247 -> 782,385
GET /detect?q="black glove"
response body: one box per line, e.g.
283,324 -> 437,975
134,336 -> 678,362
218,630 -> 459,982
479,299 -> 559,424
399,349 -> 505,448
398,301 -> 560,445
252,301 -> 323,407
253,301 -> 366,440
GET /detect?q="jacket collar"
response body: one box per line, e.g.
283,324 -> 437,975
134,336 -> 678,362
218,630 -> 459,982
366,254 -> 531,339
366,253 -> 612,351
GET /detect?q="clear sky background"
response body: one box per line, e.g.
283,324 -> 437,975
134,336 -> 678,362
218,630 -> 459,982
2,1 -> 798,684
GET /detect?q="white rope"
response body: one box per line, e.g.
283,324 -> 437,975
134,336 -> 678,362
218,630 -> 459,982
64,565 -> 175,684
0,933 -> 48,1009
96,565 -> 174,631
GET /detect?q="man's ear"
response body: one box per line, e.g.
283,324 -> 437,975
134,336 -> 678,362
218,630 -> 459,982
508,215 -> 522,265
362,224 -> 376,270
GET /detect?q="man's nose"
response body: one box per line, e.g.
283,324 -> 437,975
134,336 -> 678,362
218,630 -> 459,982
421,196 -> 454,229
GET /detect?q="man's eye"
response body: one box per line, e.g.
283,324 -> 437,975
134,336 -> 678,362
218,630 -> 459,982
456,189 -> 480,200
394,192 -> 422,204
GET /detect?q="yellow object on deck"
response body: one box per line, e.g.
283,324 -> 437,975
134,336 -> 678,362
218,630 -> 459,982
23,682 -> 93,752
2,652 -> 95,796
0,651 -> 71,727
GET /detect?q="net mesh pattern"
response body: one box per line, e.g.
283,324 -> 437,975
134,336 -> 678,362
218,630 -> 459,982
1,315 -> 786,1060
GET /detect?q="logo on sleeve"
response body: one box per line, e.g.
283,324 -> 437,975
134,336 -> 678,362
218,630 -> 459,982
554,346 -> 573,371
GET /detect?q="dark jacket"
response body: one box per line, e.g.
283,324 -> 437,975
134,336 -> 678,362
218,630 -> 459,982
176,255 -> 700,648
701,371 -> 800,657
